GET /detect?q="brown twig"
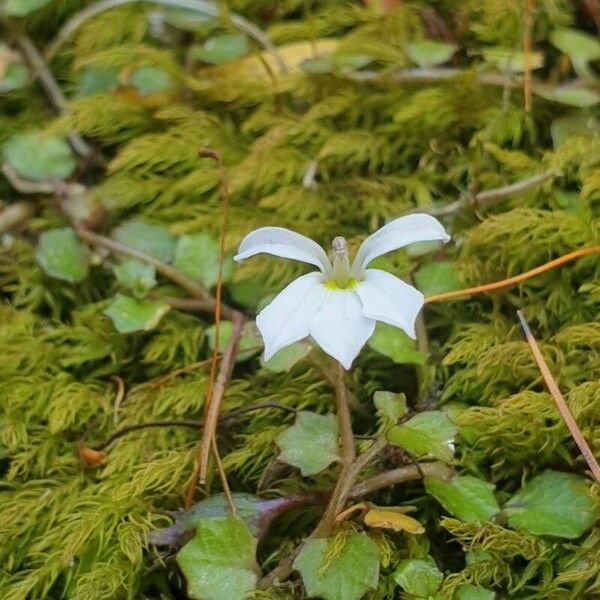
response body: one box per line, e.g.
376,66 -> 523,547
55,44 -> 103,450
184,311 -> 244,507
76,228 -> 212,301
517,311 -> 600,483
407,170 -> 557,217
0,201 -> 34,234
160,296 -> 236,320
95,400 -> 296,450
425,246 -> 600,304
111,375 -> 125,426
1,164 -> 80,196
14,35 -> 94,160
523,0 -> 536,113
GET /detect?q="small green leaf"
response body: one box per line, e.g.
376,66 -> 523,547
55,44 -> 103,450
191,34 -> 249,64
481,48 -> 544,73
424,475 -> 500,523
173,233 -> 233,288
368,322 -> 426,364
177,493 -> 261,536
551,114 -> 600,148
104,294 -> 170,333
294,533 -> 379,600
35,227 -> 89,283
454,584 -> 496,600
373,391 -> 407,421
503,470 -> 598,539
393,556 -> 443,597
301,56 -> 333,74
177,516 -> 259,600
3,132 -> 76,181
229,278 -> 268,308
77,67 -> 119,96
260,342 -> 311,373
387,411 -> 457,462
113,259 -> 156,298
112,220 -> 176,262
535,84 -> 600,107
3,0 -> 51,16
415,261 -> 461,297
130,66 -> 174,95
0,62 -> 28,92
551,28 -> 600,61
407,40 -> 456,68
206,320 -> 262,362
276,411 -> 340,476
164,7 -> 217,31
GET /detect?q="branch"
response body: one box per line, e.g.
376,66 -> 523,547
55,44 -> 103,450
425,246 -> 600,304
348,461 -> 454,498
407,170 -> 558,217
44,0 -> 288,74
517,311 -> 600,483
76,227 -> 211,300
94,400 -> 296,450
14,35 -> 94,160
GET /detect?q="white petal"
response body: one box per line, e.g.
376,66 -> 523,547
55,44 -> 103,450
355,269 -> 424,338
234,227 -> 332,274
352,214 -> 450,275
256,272 -> 327,360
309,290 -> 376,369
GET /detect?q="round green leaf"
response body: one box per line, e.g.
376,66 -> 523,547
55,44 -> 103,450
3,132 -> 76,181
206,320 -> 262,362
129,66 -> 174,96
113,259 -> 157,299
393,556 -> 443,597
173,233 -> 233,288
415,261 -> 461,297
407,40 -> 456,68
111,220 -> 176,263
260,342 -> 311,373
454,584 -> 496,600
424,475 -> 500,523
368,322 -> 426,364
77,67 -> 118,96
294,533 -> 380,600
373,391 -> 407,421
103,294 -> 170,333
276,411 -> 340,476
387,411 -> 457,462
535,84 -> 600,107
35,227 -> 89,283
3,0 -> 51,16
503,470 -> 598,539
176,516 -> 259,600
551,28 -> 600,61
190,34 -> 249,64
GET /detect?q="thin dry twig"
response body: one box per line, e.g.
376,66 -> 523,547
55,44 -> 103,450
523,0 -> 536,113
425,246 -> 600,304
184,311 -> 244,508
14,35 -> 94,160
111,375 -> 125,426
77,228 -> 212,301
44,0 -> 288,74
95,400 -> 296,450
406,170 -> 557,217
517,311 -> 600,483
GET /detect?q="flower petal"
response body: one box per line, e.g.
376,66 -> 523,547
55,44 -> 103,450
309,290 -> 376,369
257,272 -> 327,360
355,269 -> 424,338
352,214 -> 450,275
234,227 -> 332,274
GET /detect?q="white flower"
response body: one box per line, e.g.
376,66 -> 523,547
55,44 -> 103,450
234,214 -> 450,369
